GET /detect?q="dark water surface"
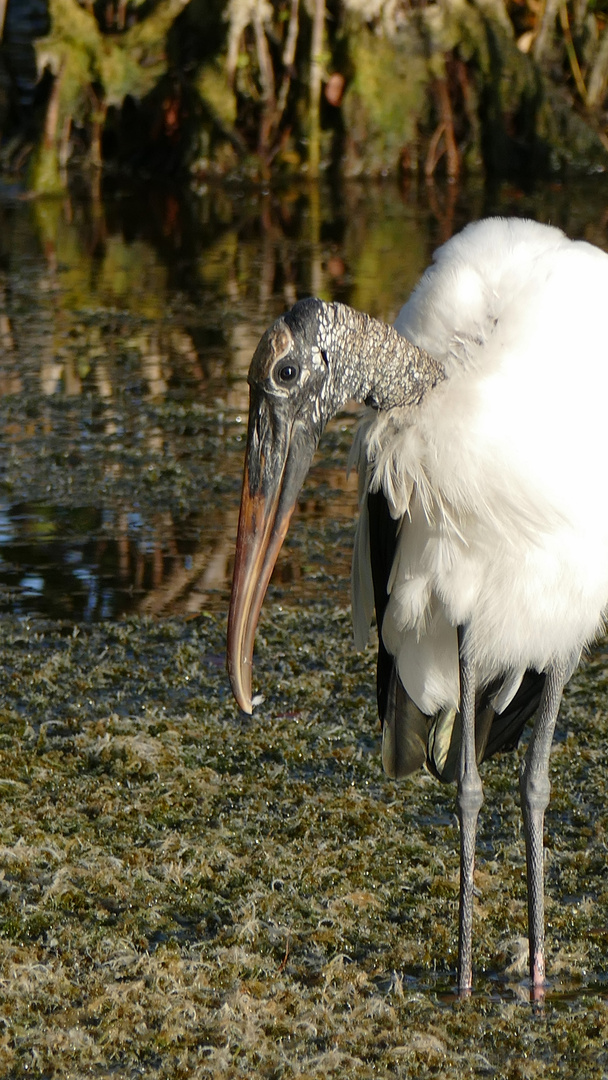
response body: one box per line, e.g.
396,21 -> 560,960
1,177 -> 607,621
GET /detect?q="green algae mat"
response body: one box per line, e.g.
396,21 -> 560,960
1,607 -> 608,1077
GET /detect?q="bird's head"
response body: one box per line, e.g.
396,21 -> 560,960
227,299 -> 340,714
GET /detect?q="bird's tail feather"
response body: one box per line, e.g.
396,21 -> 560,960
380,662 -> 546,784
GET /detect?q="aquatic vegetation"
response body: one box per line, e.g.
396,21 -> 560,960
4,0 -> 606,188
0,609 -> 608,1076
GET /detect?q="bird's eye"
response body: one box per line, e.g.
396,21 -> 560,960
275,363 -> 299,384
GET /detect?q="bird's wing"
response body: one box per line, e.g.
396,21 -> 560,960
366,488 -> 399,717
414,668 -> 546,783
356,485 -> 433,778
361,484 -> 548,782
364,488 -> 430,778
480,669 -> 546,761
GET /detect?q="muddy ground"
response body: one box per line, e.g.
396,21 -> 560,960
1,605 -> 608,1077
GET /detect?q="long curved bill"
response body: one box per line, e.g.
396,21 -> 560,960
227,395 -> 318,713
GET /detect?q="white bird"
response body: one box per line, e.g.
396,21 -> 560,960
227,217 -> 608,997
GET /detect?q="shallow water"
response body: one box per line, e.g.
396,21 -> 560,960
1,177 -> 607,621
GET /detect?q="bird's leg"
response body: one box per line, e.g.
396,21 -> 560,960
456,624 -> 483,994
519,661 -> 566,1001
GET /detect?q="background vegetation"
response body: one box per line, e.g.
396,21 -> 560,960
1,0 -> 608,191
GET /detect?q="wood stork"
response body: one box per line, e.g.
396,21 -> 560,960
227,217 -> 608,996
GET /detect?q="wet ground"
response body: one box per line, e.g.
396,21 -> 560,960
1,177 -> 608,1077
2,609 -> 608,1078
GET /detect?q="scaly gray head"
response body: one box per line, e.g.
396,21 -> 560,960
247,298 -> 353,431
227,298 -> 444,713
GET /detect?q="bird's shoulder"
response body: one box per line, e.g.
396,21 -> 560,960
394,217 -> 608,374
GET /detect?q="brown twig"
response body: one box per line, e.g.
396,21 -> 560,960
559,3 -> 588,102
277,0 -> 300,119
425,77 -> 460,180
277,933 -> 290,974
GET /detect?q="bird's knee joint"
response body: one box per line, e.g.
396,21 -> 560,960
457,775 -> 484,817
520,769 -> 551,814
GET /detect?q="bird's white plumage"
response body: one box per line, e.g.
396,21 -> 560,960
352,218 -> 608,716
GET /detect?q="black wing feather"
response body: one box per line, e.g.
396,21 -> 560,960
366,488 -> 399,723
367,489 -> 429,778
480,669 -> 546,762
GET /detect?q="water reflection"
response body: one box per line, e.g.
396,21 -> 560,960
0,178 -> 607,620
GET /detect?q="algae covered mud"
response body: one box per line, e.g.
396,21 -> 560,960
2,610 -> 608,1077
1,178 -> 608,1075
